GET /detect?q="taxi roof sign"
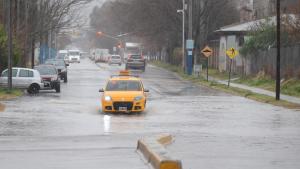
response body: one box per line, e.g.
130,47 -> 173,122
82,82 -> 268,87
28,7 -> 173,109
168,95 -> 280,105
226,48 -> 238,59
110,70 -> 139,78
119,70 -> 130,76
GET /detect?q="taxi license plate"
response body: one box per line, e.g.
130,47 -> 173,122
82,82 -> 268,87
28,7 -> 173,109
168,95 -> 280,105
119,107 -> 127,111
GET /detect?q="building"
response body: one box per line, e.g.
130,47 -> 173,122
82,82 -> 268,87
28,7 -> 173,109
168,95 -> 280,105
239,0 -> 254,22
253,0 -> 299,19
215,17 -> 276,75
253,0 -> 276,19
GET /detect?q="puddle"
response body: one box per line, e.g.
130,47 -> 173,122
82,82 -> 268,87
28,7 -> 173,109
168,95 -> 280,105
0,103 -> 5,112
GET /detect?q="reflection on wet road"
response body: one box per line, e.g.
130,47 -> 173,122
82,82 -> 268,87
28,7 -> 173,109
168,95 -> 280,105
0,58 -> 300,169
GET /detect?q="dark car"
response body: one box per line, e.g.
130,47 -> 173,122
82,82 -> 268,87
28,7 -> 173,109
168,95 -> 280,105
45,59 -> 69,83
125,54 -> 146,72
34,64 -> 61,93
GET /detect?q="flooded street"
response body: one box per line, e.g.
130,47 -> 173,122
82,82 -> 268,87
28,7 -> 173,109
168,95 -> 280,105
0,58 -> 300,169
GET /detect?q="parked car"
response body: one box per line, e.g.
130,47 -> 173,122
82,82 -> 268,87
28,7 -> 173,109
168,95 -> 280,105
108,55 -> 122,66
0,67 -> 43,94
34,65 -> 61,93
45,59 -> 69,83
125,54 -> 146,71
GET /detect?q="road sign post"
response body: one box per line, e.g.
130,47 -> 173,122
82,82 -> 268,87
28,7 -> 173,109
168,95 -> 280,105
207,58 -> 209,81
276,0 -> 281,100
201,45 -> 213,81
228,59 -> 233,87
226,48 -> 238,87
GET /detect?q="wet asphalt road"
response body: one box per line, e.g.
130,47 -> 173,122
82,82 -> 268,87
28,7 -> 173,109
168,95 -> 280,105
1,58 -> 300,169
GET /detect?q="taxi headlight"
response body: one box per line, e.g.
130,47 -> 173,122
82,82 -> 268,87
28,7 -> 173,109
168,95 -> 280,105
134,96 -> 143,101
104,96 -> 112,101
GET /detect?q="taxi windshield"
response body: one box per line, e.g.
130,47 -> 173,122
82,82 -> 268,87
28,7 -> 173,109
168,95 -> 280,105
106,80 -> 141,91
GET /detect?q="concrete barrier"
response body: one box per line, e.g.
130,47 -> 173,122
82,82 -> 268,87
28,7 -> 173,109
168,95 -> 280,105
137,134 -> 182,169
0,103 -> 5,112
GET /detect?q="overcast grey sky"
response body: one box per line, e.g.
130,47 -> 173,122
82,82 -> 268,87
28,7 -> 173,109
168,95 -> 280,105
81,0 -> 105,25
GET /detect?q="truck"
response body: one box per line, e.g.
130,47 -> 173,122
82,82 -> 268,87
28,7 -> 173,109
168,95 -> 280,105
94,48 -> 110,63
57,50 -> 69,63
124,43 -> 142,61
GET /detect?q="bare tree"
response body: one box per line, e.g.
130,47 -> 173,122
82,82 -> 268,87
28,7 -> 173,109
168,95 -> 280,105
89,0 -> 239,65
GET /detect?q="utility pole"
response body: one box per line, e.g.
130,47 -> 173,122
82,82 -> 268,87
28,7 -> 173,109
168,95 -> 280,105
177,0 -> 186,71
188,0 -> 192,39
186,0 -> 193,75
276,0 -> 281,100
7,0 -> 12,90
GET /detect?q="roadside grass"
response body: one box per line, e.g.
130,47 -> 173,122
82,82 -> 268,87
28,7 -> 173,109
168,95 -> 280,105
151,61 -> 300,109
201,68 -> 239,80
0,87 -> 23,100
234,74 -> 300,98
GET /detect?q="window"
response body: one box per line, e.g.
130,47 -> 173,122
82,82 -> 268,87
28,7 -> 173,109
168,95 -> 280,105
130,55 -> 142,59
239,37 -> 244,46
35,66 -> 57,75
1,69 -> 18,77
112,56 -> 120,59
106,80 -> 142,91
69,51 -> 80,56
1,70 -> 7,77
12,69 -> 17,77
19,69 -> 33,77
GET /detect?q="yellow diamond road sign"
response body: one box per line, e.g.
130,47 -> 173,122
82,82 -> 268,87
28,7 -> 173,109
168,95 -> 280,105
226,48 -> 238,59
201,46 -> 213,58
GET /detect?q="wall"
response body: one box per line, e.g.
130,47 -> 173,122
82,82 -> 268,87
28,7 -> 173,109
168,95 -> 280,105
246,45 -> 300,78
218,36 -> 227,72
219,35 -> 244,74
208,40 -> 220,69
253,0 -> 275,19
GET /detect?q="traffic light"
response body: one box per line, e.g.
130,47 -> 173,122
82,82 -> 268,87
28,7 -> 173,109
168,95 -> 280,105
96,31 -> 103,37
117,43 -> 122,48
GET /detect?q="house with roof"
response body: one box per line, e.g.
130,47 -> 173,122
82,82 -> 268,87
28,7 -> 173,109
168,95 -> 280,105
212,14 -> 299,76
214,17 -> 275,74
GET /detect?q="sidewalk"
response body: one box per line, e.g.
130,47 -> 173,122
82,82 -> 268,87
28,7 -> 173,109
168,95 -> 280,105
208,76 -> 300,105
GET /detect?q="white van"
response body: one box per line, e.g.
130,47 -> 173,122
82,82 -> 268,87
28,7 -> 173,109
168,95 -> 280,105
68,50 -> 81,63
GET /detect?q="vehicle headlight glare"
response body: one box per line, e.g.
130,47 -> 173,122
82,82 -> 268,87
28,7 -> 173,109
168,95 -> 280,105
134,96 -> 143,101
104,96 -> 112,101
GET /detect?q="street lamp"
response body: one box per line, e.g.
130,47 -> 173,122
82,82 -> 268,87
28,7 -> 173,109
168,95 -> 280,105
177,0 -> 187,71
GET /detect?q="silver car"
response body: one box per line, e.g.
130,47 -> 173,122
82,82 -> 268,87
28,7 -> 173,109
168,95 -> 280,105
125,54 -> 146,71
108,55 -> 122,66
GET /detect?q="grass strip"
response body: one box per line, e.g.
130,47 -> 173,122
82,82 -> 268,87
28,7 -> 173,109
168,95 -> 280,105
0,87 -> 23,100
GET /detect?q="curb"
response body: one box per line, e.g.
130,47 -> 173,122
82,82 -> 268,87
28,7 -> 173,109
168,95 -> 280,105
0,103 -> 5,112
137,134 -> 182,169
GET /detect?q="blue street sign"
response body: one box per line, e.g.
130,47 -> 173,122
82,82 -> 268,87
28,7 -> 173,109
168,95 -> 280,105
186,40 -> 194,50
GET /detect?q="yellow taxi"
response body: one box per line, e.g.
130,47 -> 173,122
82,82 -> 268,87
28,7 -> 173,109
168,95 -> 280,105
99,70 -> 149,113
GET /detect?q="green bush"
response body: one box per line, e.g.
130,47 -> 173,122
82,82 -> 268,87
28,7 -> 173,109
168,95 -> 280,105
240,19 -> 289,56
0,24 -> 21,72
